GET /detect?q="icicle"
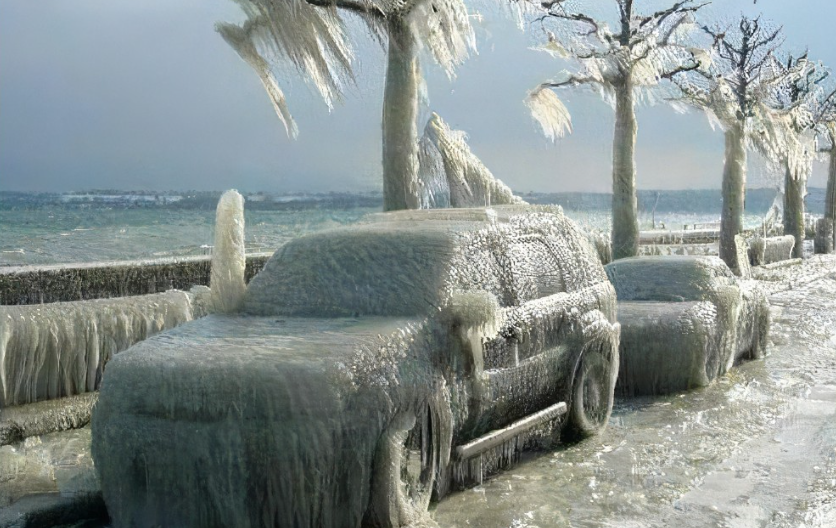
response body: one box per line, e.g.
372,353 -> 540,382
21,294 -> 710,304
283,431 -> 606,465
217,21 -> 299,138
0,291 -> 196,407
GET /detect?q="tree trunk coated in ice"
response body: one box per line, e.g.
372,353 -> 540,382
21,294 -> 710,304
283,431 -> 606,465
826,148 -> 836,251
720,124 -> 747,272
782,161 -> 806,259
611,80 -> 640,260
382,18 -> 421,212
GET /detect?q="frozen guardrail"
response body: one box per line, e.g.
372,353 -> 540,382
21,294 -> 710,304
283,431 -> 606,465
749,235 -> 796,266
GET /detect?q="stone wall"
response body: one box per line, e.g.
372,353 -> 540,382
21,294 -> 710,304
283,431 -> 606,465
0,253 -> 272,306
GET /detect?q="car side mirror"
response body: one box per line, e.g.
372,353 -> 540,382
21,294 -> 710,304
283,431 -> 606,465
438,291 -> 502,377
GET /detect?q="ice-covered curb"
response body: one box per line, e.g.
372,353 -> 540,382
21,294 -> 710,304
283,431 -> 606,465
0,393 -> 98,446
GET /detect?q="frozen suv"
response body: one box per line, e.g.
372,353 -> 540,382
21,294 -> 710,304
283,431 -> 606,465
92,206 -> 620,528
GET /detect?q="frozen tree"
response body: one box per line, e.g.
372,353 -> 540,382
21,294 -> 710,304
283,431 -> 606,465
762,56 -> 828,259
525,0 -> 706,260
811,80 -> 836,253
674,16 -> 787,271
217,0 -> 477,211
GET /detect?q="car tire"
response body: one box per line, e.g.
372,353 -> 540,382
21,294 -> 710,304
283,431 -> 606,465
366,406 -> 438,528
566,348 -> 614,440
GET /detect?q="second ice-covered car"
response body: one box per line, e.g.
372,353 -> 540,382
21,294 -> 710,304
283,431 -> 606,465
92,207 -> 620,528
605,256 -> 770,396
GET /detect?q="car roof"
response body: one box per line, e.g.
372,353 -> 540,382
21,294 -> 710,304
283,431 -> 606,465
243,207 -> 607,317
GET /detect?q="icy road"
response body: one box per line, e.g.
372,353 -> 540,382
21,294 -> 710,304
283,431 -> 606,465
434,256 -> 836,528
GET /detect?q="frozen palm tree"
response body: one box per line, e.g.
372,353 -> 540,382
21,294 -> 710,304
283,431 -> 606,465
674,16 -> 787,272
217,0 -> 477,211
525,0 -> 705,260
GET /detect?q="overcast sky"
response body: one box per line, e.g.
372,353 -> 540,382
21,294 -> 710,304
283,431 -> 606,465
1,0 -> 835,194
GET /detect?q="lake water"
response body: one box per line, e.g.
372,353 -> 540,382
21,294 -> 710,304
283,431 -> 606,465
0,203 -> 769,267
0,206 -> 377,267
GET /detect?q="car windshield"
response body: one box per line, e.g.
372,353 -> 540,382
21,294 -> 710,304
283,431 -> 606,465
243,221 -> 511,316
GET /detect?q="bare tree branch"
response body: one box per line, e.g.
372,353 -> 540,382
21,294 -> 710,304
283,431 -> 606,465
661,59 -> 701,80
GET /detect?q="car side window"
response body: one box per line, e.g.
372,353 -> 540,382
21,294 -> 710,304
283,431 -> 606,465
454,231 -> 517,307
507,234 -> 566,304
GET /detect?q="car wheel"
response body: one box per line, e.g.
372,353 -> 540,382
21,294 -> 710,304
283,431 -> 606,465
567,348 -> 614,439
366,406 -> 438,528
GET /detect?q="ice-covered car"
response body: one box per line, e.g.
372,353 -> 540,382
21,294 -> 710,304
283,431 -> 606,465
92,206 -> 620,528
605,256 -> 770,396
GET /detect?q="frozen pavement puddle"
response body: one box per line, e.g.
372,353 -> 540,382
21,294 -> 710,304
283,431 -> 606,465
667,388 -> 836,528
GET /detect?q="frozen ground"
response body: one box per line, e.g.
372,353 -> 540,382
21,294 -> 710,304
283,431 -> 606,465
1,256 -> 835,528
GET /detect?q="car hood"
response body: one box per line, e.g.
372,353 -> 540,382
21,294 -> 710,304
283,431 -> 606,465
93,314 -> 433,528
98,314 -> 427,420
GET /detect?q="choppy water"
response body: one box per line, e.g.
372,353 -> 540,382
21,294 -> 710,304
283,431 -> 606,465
0,205 -> 766,267
0,207 -> 376,266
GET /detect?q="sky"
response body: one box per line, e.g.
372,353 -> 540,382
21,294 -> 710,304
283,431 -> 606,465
1,0 -> 835,194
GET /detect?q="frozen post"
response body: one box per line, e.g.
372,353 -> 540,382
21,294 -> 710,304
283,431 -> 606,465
210,190 -> 246,313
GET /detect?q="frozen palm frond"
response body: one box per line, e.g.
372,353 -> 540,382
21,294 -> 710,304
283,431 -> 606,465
417,129 -> 451,208
409,0 -> 477,79
220,0 -> 478,160
218,0 -> 356,132
217,21 -> 298,138
525,86 -> 572,142
421,113 -> 525,207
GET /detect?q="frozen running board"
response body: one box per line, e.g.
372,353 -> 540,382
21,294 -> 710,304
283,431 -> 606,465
455,401 -> 568,460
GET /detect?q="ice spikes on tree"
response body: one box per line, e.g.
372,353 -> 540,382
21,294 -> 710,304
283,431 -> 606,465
525,0 -> 706,260
673,16 -> 789,272
761,56 -> 830,259
217,0 -> 477,211
418,113 -> 527,208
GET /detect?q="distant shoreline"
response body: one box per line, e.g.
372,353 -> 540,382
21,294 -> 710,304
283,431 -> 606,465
0,188 -> 827,215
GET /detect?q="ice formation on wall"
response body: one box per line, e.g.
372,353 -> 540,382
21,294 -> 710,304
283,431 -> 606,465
0,291 -> 196,408
94,206 -> 621,528
210,190 -> 247,313
418,113 -> 526,208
